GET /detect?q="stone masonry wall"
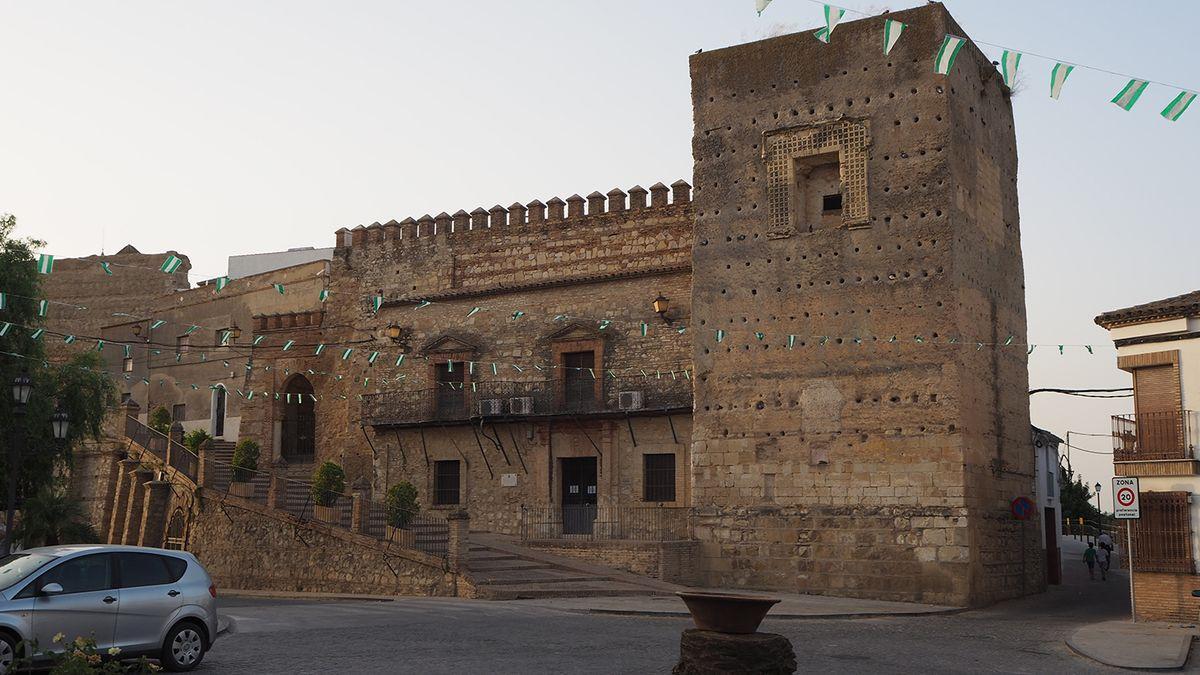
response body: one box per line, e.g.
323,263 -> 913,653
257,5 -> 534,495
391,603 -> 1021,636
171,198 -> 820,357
688,3 -> 1036,606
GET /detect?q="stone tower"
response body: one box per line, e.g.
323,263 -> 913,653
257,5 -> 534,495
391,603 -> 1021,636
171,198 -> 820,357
688,3 -> 1036,605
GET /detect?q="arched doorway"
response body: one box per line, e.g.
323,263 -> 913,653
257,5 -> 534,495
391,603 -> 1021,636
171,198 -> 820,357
165,508 -> 188,550
281,375 -> 315,461
211,385 -> 227,439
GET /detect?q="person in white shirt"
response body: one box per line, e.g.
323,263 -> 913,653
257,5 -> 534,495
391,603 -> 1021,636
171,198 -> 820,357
1095,544 -> 1111,581
1098,531 -> 1114,552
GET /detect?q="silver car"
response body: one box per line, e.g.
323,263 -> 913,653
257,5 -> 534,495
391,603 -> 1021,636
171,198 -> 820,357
0,544 -> 218,672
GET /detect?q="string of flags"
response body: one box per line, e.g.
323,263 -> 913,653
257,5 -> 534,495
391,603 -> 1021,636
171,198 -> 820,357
758,1 -> 1198,122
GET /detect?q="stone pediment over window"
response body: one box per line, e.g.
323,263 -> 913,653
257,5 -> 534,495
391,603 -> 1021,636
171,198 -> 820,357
545,322 -> 606,343
419,334 -> 479,356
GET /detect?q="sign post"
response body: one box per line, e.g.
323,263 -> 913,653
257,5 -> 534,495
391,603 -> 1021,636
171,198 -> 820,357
1112,476 -> 1140,623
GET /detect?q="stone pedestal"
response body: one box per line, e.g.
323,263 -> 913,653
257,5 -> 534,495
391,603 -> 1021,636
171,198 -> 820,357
673,629 -> 796,675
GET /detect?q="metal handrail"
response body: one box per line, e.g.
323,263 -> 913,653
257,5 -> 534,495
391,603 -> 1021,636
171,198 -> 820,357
1111,410 -> 1198,461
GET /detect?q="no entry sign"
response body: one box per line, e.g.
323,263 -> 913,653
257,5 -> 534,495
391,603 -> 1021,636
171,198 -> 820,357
1113,477 -> 1140,519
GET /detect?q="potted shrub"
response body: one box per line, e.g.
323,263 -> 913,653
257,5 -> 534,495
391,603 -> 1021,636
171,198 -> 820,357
183,428 -> 212,452
149,406 -> 172,434
384,481 -> 420,547
228,439 -> 260,498
310,461 -> 346,525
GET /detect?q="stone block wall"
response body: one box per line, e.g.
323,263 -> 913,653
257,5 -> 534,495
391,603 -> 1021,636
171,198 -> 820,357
688,3 -> 1036,605
527,539 -> 699,584
1131,572 -> 1200,623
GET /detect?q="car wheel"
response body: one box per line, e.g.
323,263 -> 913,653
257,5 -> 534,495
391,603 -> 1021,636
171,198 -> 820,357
161,622 -> 206,672
0,633 -> 14,675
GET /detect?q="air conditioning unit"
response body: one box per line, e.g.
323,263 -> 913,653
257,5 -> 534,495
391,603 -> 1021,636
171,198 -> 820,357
618,391 -> 644,411
477,398 -> 504,416
509,397 -> 534,415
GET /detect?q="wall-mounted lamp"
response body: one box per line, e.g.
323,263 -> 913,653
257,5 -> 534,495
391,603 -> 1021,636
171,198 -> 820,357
653,295 -> 672,324
131,323 -> 142,337
229,324 -> 242,340
384,324 -> 411,352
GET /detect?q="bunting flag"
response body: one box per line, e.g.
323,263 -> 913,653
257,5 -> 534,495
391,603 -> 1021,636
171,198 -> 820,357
185,325 -> 199,334
883,19 -> 905,55
273,283 -> 285,295
0,323 -> 10,337
319,289 -> 329,302
598,320 -> 611,330
123,344 -> 131,358
37,300 -> 48,317
934,36 -> 966,75
175,353 -> 181,362
511,310 -> 525,320
368,351 -> 380,365
372,296 -> 384,313
553,314 -> 567,322
220,331 -> 232,345
160,255 -> 183,274
466,307 -> 482,318
253,335 -> 265,346
341,348 -> 353,360
587,368 -> 596,380
1161,91 -> 1197,122
755,0 -> 771,16
63,335 -> 76,344
0,293 -> 5,310
755,332 -> 765,341
150,319 -> 166,329
787,335 -> 796,349
715,329 -> 725,343
282,340 -> 295,351
100,262 -> 113,275
37,254 -> 54,275
823,4 -> 844,38
1049,63 -> 1074,99
30,328 -> 44,340
813,27 -> 831,44
414,300 -> 432,309
1000,50 -> 1021,88
95,340 -> 105,351
215,277 -> 229,292
640,322 -> 649,337
1111,79 -> 1149,111
395,354 -> 405,367
315,343 -> 326,355
491,362 -> 498,375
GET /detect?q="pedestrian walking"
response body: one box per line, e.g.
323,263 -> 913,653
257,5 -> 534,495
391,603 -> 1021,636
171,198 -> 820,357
1098,531 -> 1113,553
1096,544 -> 1110,581
1083,542 -> 1097,580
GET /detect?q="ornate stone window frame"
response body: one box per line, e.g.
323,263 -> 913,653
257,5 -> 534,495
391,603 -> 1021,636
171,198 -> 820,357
763,119 -> 872,231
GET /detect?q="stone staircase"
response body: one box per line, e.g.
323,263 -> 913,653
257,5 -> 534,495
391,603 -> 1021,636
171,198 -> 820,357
467,536 -> 678,600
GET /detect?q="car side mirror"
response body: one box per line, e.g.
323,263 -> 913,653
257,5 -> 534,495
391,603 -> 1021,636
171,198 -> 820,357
39,583 -> 64,596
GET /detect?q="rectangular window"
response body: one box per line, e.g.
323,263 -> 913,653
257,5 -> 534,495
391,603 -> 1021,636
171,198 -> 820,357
562,351 -> 596,409
821,193 -> 843,212
1131,491 -> 1194,573
643,453 -> 676,502
434,362 -> 465,418
434,460 -> 461,505
122,357 -> 134,373
792,154 -> 842,232
172,404 -> 185,422
176,335 -> 190,354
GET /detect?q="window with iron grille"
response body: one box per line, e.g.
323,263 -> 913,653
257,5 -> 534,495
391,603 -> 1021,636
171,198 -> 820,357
643,453 -> 676,502
1131,491 -> 1194,574
434,460 -> 461,505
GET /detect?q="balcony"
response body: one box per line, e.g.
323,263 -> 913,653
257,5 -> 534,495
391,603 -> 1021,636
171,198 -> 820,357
1111,410 -> 1200,462
362,377 -> 692,427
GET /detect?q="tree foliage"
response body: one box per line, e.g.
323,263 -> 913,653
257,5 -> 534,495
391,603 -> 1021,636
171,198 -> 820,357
148,406 -> 172,435
0,215 -> 116,507
1060,464 -> 1103,526
384,481 -> 419,529
311,461 -> 345,507
231,439 -> 260,483
14,483 -> 101,548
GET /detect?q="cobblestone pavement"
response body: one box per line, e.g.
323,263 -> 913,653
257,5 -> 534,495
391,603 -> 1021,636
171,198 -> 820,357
201,539 -> 1187,674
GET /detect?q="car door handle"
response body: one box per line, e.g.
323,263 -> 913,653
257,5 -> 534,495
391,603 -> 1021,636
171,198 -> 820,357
167,590 -> 180,597
103,596 -> 117,604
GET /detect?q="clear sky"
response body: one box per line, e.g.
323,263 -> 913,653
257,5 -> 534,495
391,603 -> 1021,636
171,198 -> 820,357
3,1 -> 1198,504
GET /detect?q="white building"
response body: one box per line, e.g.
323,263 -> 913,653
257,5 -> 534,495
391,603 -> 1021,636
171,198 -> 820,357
1032,426 -> 1063,585
227,246 -> 334,279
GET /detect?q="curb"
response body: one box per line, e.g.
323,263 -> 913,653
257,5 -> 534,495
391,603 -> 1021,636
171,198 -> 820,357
220,589 -> 398,602
581,606 -> 968,621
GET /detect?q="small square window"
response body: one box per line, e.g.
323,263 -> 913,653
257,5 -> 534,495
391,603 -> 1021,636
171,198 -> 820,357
176,335 -> 190,354
822,193 -> 843,212
122,358 -> 134,373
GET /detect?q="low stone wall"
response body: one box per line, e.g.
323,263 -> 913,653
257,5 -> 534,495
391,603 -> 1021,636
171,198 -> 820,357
1132,571 -> 1200,623
527,539 -> 698,584
189,492 -> 468,597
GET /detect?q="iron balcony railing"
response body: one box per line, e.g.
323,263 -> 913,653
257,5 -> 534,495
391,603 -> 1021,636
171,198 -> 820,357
362,377 -> 692,427
519,505 -> 692,542
1111,410 -> 1199,461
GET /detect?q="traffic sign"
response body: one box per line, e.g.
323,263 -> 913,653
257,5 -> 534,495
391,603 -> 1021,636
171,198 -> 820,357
1010,496 -> 1035,520
1113,477 -> 1140,519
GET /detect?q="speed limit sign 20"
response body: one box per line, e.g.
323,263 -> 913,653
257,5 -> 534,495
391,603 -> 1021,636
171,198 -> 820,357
1113,477 -> 1140,519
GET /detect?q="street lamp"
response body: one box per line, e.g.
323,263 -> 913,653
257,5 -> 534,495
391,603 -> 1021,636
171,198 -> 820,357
1094,481 -> 1104,537
52,408 -> 70,441
3,375 -> 32,557
10,375 -> 31,406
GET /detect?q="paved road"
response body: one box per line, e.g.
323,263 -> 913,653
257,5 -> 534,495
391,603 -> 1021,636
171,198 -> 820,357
201,537 -> 1175,674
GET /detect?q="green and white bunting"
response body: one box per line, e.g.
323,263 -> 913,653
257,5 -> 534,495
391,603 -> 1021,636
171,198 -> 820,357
30,328 -> 44,340
823,5 -> 844,38
1000,50 -> 1021,88
1111,79 -> 1149,111
368,351 -> 380,365
123,344 -> 131,358
160,255 -> 183,274
372,296 -> 384,313
37,300 -> 48,317
315,343 -> 326,355
511,310 -> 525,320
282,340 -> 295,351
341,348 -> 353,360
220,331 -> 232,345
883,19 -> 905,55
150,319 -> 166,329
37,254 -> 54,275
813,27 -> 830,44
715,329 -> 725,343
395,354 -> 406,367
1161,91 -> 1197,122
0,293 -> 6,310
95,340 -> 104,351
1049,62 -> 1074,100
319,289 -> 329,302
100,262 -> 113,275
215,277 -> 229,292
185,325 -> 199,334
755,0 -> 771,16
640,322 -> 648,337
414,300 -> 432,309
253,335 -> 265,346
0,323 -> 10,337
598,320 -> 611,330
934,35 -> 966,75
63,335 -> 76,344
466,307 -> 481,318
273,283 -> 285,295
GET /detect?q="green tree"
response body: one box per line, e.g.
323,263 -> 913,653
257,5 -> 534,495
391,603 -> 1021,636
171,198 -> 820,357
385,481 -> 419,529
1060,464 -> 1102,525
182,428 -> 212,452
13,483 -> 100,547
148,406 -> 172,435
310,461 -> 345,507
0,214 -> 116,509
231,439 -> 260,483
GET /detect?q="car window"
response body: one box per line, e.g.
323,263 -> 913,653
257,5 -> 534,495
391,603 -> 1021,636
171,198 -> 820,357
27,554 -> 113,596
117,553 -> 173,588
0,553 -> 56,592
163,556 -> 187,583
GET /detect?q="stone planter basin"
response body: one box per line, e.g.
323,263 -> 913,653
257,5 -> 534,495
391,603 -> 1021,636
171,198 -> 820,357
676,592 -> 781,634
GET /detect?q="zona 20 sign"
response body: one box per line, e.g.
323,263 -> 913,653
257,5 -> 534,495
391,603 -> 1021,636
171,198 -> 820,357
1112,477 -> 1140,520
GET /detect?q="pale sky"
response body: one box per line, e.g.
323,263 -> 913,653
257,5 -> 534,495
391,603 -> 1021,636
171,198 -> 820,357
4,1 -> 1198,503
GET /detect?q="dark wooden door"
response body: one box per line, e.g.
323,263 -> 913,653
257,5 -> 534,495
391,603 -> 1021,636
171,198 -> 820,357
435,362 -> 465,418
1044,507 -> 1061,584
561,457 -> 598,535
212,387 -> 226,438
562,351 -> 596,411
